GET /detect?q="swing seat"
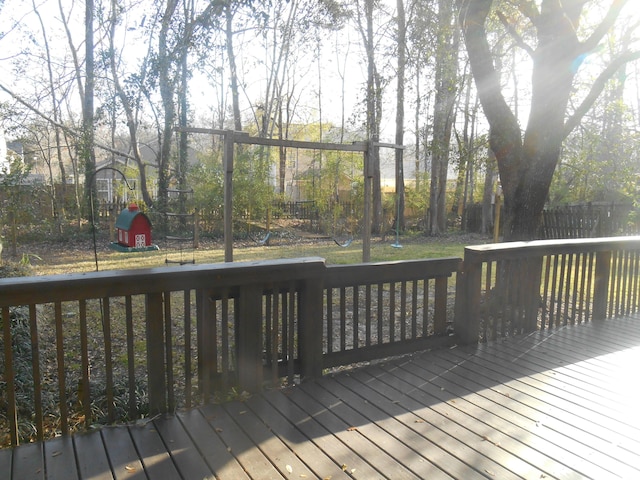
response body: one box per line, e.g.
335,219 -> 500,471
333,236 -> 353,248
258,231 -> 271,246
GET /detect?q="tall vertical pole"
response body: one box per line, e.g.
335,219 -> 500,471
363,142 -> 372,262
224,131 -> 234,262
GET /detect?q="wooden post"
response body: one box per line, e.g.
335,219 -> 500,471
455,250 -> 482,344
224,131 -> 234,262
363,143 -> 372,263
145,292 -> 166,413
193,208 -> 200,249
593,250 -> 612,320
236,284 -> 263,392
298,275 -> 324,380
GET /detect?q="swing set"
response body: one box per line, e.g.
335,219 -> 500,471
175,127 -> 402,262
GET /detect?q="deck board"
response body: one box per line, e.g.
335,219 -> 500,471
5,315 -> 640,480
43,435 -> 78,480
73,429 -> 112,480
100,427 -> 145,480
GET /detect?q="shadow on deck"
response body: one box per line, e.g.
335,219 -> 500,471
3,315 -> 640,480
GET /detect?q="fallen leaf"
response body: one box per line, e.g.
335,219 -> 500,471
51,451 -> 62,457
485,469 -> 495,476
125,465 -> 136,472
341,464 -> 348,471
346,426 -> 358,432
286,464 -> 293,474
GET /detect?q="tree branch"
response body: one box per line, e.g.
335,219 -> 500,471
0,82 -> 138,163
496,10 -> 534,57
563,49 -> 640,138
579,0 -> 631,54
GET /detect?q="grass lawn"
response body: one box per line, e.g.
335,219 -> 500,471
21,232 -> 486,276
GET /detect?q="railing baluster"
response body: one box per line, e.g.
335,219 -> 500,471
28,304 -> 44,441
268,287 -> 278,383
353,285 -> 359,349
422,279 -> 429,336
221,293 -> 230,391
326,287 -> 333,353
79,300 -> 91,427
377,283 -> 383,344
389,282 -> 396,342
145,292 -> 166,414
411,280 -> 418,339
164,292 -> 175,412
287,282 -> 295,384
400,281 -> 407,341
434,277 -> 447,335
340,286 -> 346,351
183,290 -> 192,409
54,301 -> 69,435
365,285 -> 372,347
125,295 -> 136,418
541,256 -> 552,329
2,306 -> 18,446
102,297 -> 115,422
585,252 -> 594,321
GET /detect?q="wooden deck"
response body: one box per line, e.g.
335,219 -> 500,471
3,315 -> 640,480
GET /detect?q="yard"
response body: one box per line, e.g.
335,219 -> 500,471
10,230 -> 481,276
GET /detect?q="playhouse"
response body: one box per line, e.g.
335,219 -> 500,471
111,203 -> 159,252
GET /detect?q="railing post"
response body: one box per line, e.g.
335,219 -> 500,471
145,292 -> 166,414
455,252 -> 482,344
593,250 -> 612,320
299,276 -> 324,380
236,284 -> 263,392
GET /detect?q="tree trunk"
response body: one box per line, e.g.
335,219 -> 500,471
158,0 -> 179,218
429,0 -> 459,235
394,0 -> 406,233
83,0 -> 96,218
225,3 -> 242,132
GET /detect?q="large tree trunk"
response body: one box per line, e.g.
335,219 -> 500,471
429,0 -> 459,235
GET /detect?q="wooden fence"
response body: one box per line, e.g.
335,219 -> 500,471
2,237 -> 640,447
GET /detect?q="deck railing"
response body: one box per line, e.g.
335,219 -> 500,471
0,256 -> 460,446
2,236 -> 640,447
455,236 -> 640,343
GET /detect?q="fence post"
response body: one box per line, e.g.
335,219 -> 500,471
236,284 -> 263,392
146,292 -> 166,414
298,274 -> 324,380
593,250 -> 612,320
455,251 -> 482,344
